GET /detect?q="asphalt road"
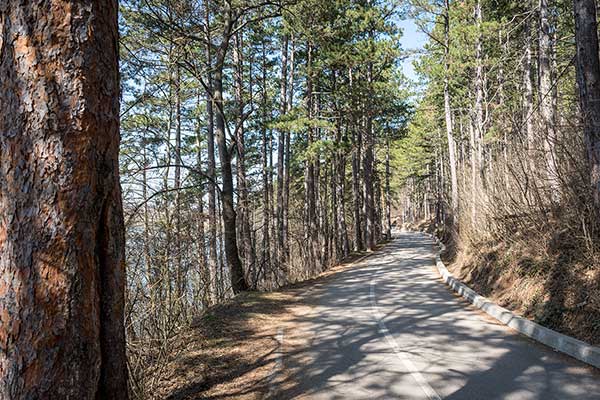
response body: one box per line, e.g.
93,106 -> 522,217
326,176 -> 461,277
276,231 -> 600,400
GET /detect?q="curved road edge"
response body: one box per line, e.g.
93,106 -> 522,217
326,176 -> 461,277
421,231 -> 600,370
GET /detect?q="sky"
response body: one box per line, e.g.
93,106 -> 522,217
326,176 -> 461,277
397,18 -> 428,82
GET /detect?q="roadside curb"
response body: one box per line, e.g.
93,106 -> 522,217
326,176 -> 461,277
422,232 -> 600,370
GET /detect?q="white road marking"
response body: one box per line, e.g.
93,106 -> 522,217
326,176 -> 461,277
268,328 -> 285,398
370,281 -> 442,400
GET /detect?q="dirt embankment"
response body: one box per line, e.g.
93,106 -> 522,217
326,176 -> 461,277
445,235 -> 600,346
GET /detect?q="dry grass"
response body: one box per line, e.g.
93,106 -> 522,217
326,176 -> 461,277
447,234 -> 600,345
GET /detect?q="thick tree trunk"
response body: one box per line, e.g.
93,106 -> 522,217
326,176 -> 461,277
210,4 -> 248,294
0,2 -> 128,398
574,0 -> 600,207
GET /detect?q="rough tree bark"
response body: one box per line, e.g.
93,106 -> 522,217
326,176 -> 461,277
0,2 -> 128,398
573,0 -> 600,208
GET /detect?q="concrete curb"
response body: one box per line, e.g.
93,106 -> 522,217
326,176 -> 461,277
422,232 -> 600,370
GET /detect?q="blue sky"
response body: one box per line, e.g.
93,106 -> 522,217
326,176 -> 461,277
397,18 -> 428,82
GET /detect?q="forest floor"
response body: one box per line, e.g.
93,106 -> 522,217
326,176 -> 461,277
154,251 -> 377,400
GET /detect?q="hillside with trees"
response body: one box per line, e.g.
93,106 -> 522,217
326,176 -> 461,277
118,0 -> 408,395
396,0 -> 600,345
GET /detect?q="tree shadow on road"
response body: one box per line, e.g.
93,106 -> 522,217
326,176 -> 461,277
162,233 -> 600,400
271,234 -> 600,400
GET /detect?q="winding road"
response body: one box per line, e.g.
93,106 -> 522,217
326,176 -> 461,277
275,232 -> 600,400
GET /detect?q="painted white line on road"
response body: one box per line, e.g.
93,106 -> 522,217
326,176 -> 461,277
268,328 -> 285,398
370,281 -> 442,400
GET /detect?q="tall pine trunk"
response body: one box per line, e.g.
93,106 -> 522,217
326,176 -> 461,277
233,32 -> 254,285
304,42 -> 318,272
214,62 -> 248,293
212,5 -> 247,294
204,0 -> 219,302
174,64 -> 184,303
474,0 -> 485,185
277,34 -> 288,274
385,131 -> 392,238
0,2 -> 127,397
574,0 -> 600,207
363,64 -> 376,250
195,95 -> 209,306
261,40 -> 272,284
444,0 -> 459,226
349,68 -> 364,251
283,36 -> 295,263
523,13 -> 536,172
539,0 -> 560,198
